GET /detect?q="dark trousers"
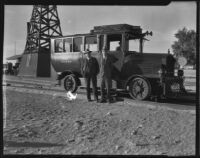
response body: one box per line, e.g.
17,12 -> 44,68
100,76 -> 112,101
85,76 -> 98,100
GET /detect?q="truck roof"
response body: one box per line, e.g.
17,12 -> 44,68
92,24 -> 142,34
50,33 -> 92,39
51,24 -> 142,39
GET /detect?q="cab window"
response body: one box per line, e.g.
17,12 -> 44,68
128,39 -> 139,52
107,34 -> 122,51
55,39 -> 64,52
64,38 -> 72,52
85,36 -> 97,51
73,37 -> 83,52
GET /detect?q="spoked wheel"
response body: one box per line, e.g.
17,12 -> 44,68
128,77 -> 151,100
64,74 -> 78,93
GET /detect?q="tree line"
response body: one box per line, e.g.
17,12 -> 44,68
171,27 -> 196,66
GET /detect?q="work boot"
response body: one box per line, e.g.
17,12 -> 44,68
87,98 -> 92,102
107,98 -> 114,104
99,99 -> 106,103
94,96 -> 98,103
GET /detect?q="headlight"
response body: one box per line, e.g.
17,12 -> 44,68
177,69 -> 184,77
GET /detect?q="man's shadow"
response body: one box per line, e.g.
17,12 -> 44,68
97,89 -> 125,103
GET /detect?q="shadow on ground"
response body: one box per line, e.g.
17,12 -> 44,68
116,91 -> 196,106
80,87 -> 196,106
4,141 -> 64,148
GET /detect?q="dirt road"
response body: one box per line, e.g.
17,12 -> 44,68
3,84 -> 195,155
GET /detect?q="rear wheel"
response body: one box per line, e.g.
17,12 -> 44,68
64,74 -> 78,93
128,77 -> 151,100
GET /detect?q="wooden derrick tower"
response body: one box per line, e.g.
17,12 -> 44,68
18,5 -> 62,77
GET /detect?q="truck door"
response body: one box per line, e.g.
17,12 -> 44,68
105,34 -> 124,73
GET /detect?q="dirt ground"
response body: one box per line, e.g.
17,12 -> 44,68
3,86 -> 195,155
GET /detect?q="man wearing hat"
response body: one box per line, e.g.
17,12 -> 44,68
99,46 -> 117,103
81,49 -> 99,102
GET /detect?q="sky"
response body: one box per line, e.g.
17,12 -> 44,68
3,2 -> 196,63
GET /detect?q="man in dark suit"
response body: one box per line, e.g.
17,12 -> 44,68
99,46 -> 116,103
81,49 -> 99,102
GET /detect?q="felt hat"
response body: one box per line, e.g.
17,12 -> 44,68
84,49 -> 91,54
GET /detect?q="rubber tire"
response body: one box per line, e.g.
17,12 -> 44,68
128,77 -> 151,100
63,74 -> 78,93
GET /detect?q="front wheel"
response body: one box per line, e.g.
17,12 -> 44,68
64,74 -> 78,93
128,77 -> 151,100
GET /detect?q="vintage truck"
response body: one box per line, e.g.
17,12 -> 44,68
50,24 -> 186,100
